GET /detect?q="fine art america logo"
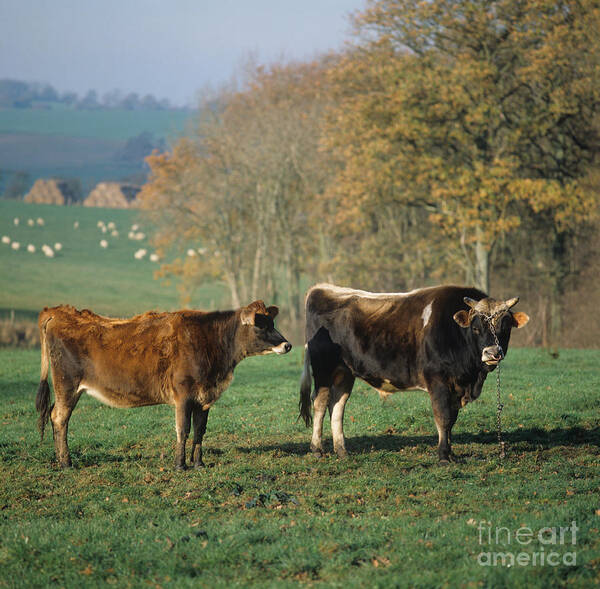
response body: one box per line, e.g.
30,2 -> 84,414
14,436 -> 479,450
475,521 -> 578,567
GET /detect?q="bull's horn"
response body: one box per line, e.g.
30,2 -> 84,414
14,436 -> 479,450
463,297 -> 478,309
505,297 -> 519,309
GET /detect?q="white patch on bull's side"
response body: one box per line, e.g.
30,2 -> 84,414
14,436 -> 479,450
421,301 -> 433,327
312,283 -> 425,300
78,383 -> 121,408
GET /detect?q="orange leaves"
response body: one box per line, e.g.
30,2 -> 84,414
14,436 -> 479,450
320,0 -> 600,291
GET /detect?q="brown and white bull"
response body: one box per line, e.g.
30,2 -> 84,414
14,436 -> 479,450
299,284 -> 529,463
36,300 -> 291,468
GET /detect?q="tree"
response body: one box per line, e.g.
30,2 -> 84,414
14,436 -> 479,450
77,90 -> 100,110
4,171 -> 30,200
324,0 -> 599,306
139,59 -> 336,323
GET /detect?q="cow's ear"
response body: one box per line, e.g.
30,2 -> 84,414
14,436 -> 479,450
240,307 -> 255,325
453,310 -> 472,328
266,305 -> 279,319
241,300 -> 267,325
511,312 -> 529,329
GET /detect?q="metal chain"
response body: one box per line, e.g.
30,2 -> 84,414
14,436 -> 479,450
482,312 -> 506,460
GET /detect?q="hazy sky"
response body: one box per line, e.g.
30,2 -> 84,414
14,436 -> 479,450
1,0 -> 366,106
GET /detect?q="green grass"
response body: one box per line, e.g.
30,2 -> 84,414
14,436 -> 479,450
0,347 -> 598,587
0,107 -> 191,141
0,200 -> 226,320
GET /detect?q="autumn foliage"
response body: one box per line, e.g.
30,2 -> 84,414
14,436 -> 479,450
140,0 -> 600,347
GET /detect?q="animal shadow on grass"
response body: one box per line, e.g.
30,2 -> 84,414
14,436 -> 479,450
236,426 -> 600,458
71,446 -> 225,468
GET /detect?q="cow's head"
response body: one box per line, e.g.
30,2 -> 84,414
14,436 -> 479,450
240,300 -> 292,356
453,296 -> 529,370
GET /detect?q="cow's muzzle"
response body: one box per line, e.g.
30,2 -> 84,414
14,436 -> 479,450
481,345 -> 504,366
272,341 -> 292,354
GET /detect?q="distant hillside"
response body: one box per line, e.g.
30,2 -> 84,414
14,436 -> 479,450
0,79 -> 186,111
0,105 -> 194,196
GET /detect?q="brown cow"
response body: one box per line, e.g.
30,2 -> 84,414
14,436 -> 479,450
36,300 -> 291,468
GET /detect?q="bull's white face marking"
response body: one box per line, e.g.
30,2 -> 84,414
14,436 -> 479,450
481,345 -> 504,365
78,383 -> 120,408
313,283 -> 425,300
421,302 -> 433,327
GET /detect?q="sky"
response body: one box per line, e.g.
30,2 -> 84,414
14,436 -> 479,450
1,0 -> 366,107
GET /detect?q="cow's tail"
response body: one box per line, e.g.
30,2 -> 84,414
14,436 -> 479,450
299,344 -> 313,427
35,312 -> 52,441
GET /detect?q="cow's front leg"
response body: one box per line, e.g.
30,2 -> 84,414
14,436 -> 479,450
174,399 -> 192,470
429,385 -> 460,464
310,387 -> 329,456
190,405 -> 209,468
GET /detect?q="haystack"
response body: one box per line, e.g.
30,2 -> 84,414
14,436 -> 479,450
24,179 -> 75,205
84,182 -> 141,209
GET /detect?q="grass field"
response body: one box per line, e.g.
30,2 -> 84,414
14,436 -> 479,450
0,347 -> 598,587
0,107 -> 191,141
0,200 -> 225,321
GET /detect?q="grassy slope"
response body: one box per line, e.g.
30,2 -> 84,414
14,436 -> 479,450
0,347 -> 598,588
0,107 -> 192,141
0,107 -> 193,192
0,200 -> 225,320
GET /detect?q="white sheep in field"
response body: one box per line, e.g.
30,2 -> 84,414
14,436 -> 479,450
134,248 -> 147,259
54,243 -> 62,251
111,230 -> 119,237
27,244 -> 36,253
36,217 -> 45,226
97,221 -> 105,228
149,253 -> 159,262
134,232 -> 145,241
27,219 -> 35,227
101,226 -> 107,234
187,249 -> 197,257
13,218 -> 19,226
74,221 -> 79,229
42,245 -> 54,258
1,236 -> 10,244
100,240 -> 108,249
131,223 -> 139,231
11,242 -> 20,250
107,222 -> 116,230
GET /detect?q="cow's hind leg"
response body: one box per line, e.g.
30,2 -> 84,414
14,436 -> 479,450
190,404 -> 209,468
328,368 -> 354,458
50,381 -> 81,468
307,327 -> 345,457
174,400 -> 192,470
310,387 -> 329,456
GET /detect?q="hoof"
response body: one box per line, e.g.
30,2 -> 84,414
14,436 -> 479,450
175,463 -> 187,471
335,449 -> 348,459
193,461 -> 206,469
